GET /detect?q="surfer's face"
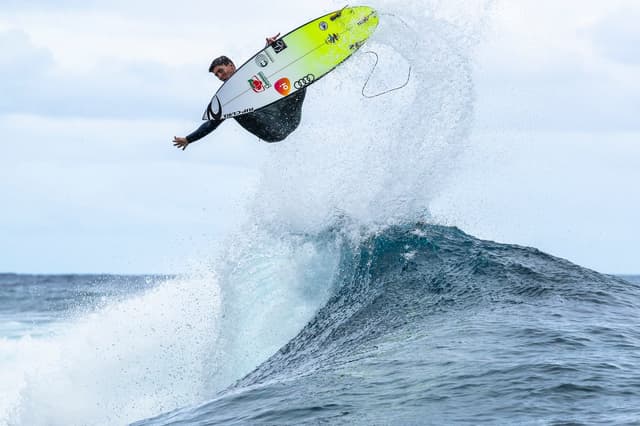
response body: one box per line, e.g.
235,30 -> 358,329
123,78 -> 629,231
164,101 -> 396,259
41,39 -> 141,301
211,63 -> 236,81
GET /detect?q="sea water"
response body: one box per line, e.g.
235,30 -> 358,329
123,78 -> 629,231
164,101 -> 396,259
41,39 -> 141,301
1,229 -> 639,425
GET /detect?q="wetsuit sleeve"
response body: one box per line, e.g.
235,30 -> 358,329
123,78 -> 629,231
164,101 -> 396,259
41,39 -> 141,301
185,119 -> 224,143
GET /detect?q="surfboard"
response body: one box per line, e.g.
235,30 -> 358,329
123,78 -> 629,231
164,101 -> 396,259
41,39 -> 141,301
203,6 -> 379,121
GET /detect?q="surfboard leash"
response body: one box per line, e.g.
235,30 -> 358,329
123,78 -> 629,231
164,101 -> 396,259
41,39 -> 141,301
361,12 -> 417,99
361,51 -> 412,98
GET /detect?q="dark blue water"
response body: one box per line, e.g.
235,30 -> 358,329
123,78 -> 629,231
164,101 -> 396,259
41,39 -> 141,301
132,223 -> 640,425
0,274 -> 163,339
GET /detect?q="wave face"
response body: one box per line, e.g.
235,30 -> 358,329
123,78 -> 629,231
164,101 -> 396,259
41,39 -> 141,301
138,223 -> 640,425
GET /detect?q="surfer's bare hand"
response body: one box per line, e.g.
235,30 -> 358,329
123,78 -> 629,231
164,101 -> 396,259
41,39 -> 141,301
265,33 -> 280,45
173,136 -> 189,151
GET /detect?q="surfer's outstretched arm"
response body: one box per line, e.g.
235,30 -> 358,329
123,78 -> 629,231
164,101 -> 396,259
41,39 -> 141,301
173,119 -> 224,150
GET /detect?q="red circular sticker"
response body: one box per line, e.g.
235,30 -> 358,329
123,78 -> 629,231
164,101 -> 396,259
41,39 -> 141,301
275,78 -> 291,96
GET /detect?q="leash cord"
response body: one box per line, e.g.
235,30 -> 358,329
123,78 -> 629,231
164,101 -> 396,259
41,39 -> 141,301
361,12 -> 417,98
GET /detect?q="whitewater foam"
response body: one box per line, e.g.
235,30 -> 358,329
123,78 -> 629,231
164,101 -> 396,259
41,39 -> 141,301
202,228 -> 341,393
2,274 -> 220,425
246,0 -> 488,234
0,227 -> 344,426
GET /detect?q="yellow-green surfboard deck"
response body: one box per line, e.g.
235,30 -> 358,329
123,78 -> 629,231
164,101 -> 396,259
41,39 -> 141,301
204,6 -> 379,121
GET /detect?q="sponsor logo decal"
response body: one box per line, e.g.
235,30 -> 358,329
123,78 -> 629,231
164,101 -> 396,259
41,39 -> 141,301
223,107 -> 254,119
206,95 -> 222,121
294,74 -> 315,90
349,40 -> 366,51
255,53 -> 270,67
330,10 -> 343,21
326,33 -> 339,44
248,72 -> 271,93
274,78 -> 291,96
271,39 -> 288,54
357,11 -> 376,25
319,21 -> 328,31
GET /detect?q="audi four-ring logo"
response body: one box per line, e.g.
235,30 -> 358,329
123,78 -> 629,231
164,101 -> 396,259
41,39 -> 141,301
294,74 -> 315,89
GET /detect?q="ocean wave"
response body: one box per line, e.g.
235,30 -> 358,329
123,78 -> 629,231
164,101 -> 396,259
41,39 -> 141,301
138,222 -> 640,425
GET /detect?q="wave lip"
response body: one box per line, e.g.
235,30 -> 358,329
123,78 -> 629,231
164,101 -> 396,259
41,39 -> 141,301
137,223 -> 640,425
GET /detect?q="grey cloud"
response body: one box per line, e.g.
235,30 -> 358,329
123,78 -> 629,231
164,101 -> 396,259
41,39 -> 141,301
0,30 -> 210,120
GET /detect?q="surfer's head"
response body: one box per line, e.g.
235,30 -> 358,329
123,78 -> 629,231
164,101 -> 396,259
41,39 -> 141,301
209,56 -> 236,82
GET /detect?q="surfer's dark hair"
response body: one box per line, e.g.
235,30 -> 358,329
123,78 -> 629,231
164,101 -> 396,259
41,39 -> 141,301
209,56 -> 234,72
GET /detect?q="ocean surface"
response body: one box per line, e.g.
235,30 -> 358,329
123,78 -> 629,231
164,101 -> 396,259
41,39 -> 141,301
1,224 -> 639,425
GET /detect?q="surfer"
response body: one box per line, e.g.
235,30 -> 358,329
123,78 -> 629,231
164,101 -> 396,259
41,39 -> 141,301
173,34 -> 306,149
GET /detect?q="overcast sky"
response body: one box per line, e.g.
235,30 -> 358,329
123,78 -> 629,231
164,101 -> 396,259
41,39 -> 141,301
1,0 -> 638,274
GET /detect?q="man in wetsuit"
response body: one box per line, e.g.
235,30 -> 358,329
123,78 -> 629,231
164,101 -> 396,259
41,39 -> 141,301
173,35 -> 306,149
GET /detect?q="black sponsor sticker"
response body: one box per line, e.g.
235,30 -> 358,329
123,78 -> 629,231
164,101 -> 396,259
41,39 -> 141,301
326,33 -> 339,44
271,39 -> 288,54
357,11 -> 376,25
205,96 -> 222,121
349,40 -> 366,51
223,107 -> 254,119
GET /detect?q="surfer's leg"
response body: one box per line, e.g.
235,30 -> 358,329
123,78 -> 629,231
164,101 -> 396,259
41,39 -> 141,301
279,88 -> 307,132
234,88 -> 307,142
234,112 -> 286,142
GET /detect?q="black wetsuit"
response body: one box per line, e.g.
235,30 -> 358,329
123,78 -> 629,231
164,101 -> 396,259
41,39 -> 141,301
186,88 -> 306,144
